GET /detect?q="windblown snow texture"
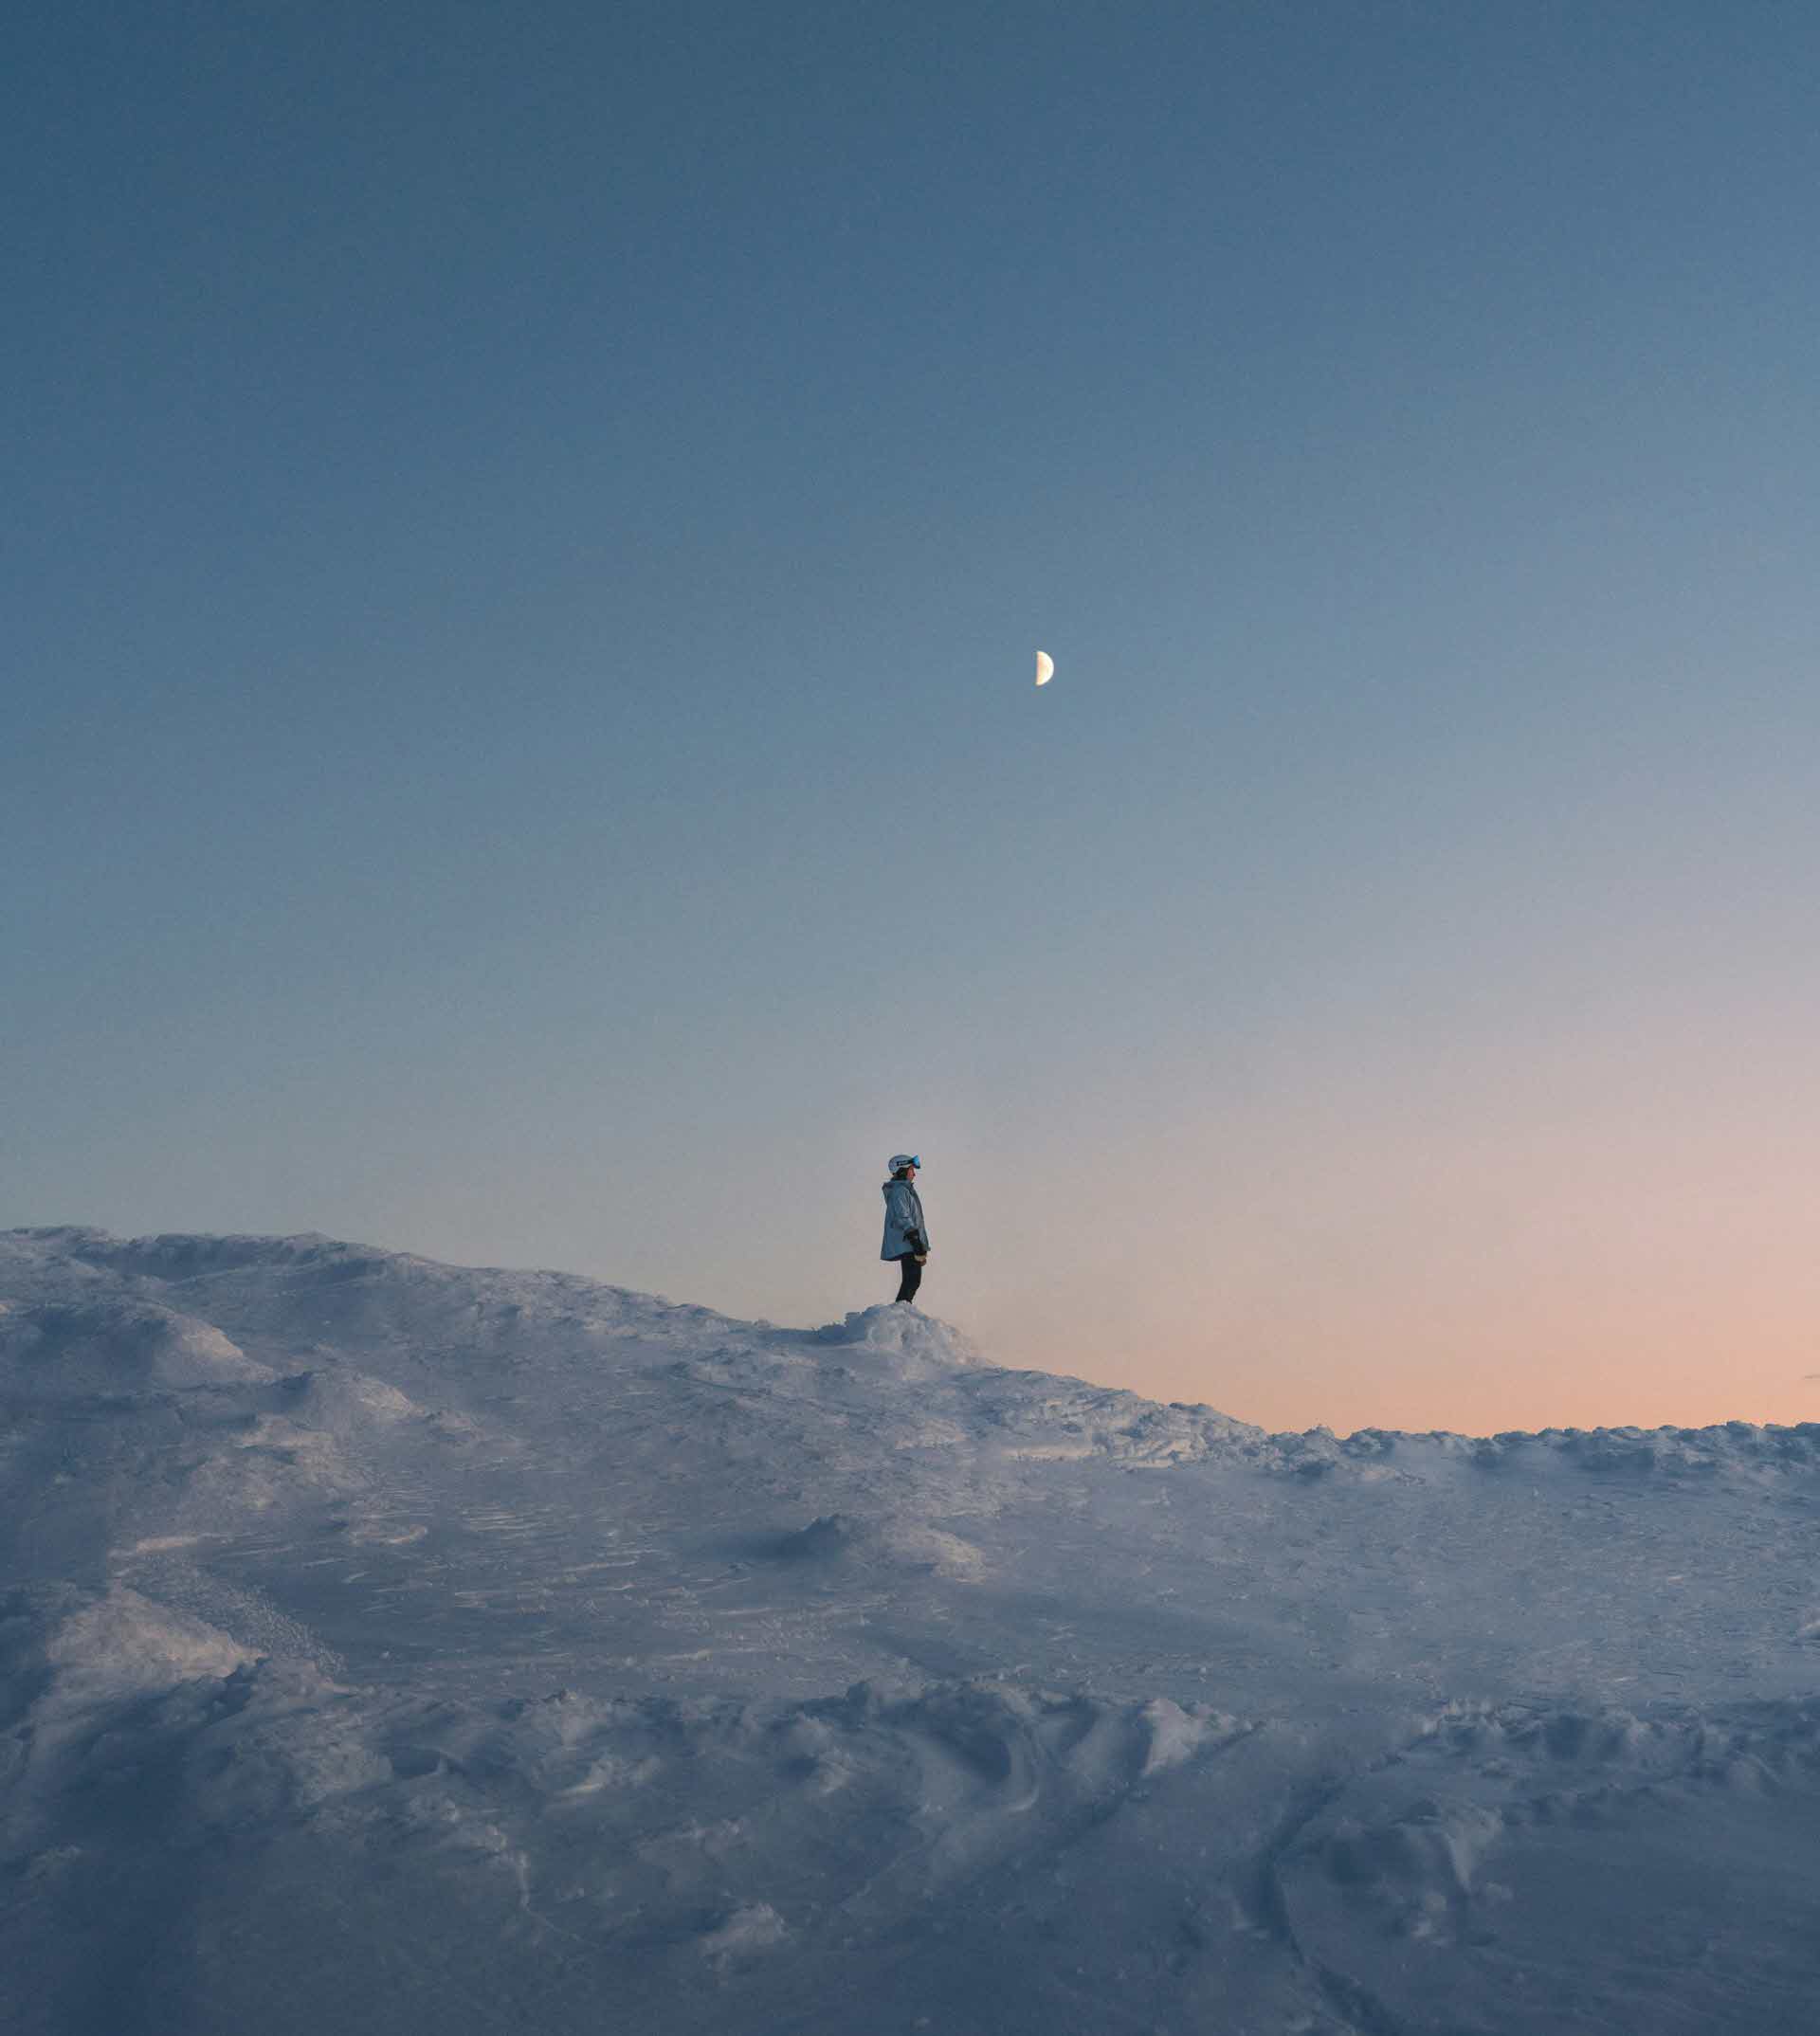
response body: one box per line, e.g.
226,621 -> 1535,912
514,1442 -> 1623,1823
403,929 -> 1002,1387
6,1227 -> 1820,2034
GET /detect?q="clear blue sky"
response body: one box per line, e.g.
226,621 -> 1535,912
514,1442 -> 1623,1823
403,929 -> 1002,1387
9,1 -> 1820,1432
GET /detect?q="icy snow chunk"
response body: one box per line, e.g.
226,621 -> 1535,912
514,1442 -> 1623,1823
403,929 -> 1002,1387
1138,1696 -> 1230,1774
698,1900 -> 788,1962
42,1588 -> 257,1711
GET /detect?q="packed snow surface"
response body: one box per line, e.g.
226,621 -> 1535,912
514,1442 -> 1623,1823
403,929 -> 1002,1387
6,1227 -> 1820,2034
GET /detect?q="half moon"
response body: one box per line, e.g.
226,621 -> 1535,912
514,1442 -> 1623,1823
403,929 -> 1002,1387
1034,651 -> 1054,686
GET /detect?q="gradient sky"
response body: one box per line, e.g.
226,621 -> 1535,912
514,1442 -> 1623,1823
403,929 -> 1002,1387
9,2 -> 1820,1436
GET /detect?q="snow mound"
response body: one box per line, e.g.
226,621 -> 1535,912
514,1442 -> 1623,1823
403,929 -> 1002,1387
0,1300 -> 273,1395
774,1513 -> 986,1580
808,1304 -> 984,1376
274,1368 -> 423,1430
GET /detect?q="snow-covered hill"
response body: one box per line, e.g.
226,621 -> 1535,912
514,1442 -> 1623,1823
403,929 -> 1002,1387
6,1227 -> 1820,2033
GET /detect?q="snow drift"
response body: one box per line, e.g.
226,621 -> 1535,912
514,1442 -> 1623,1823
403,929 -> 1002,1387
5,1226 -> 1820,2034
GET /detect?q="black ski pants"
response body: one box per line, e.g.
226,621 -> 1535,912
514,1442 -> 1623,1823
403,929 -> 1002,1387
891,1253 -> 923,1305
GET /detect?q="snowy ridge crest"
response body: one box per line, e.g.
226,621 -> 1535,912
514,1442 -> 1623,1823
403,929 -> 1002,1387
9,1227 -> 1820,1469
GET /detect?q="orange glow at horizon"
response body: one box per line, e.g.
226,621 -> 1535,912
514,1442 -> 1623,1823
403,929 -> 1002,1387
958,1006 -> 1820,1439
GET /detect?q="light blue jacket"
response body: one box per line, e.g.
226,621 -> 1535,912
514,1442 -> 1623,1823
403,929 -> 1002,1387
881,1178 -> 930,1261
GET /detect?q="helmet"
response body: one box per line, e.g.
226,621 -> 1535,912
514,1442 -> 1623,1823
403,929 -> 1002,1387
887,1154 -> 920,1173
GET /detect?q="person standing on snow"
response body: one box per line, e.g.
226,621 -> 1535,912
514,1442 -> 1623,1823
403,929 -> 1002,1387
881,1154 -> 930,1305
